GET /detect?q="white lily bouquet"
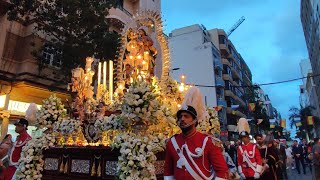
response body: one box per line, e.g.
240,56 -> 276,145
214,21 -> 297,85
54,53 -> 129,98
197,107 -> 221,135
161,76 -> 181,100
113,133 -> 166,180
94,114 -> 124,131
15,134 -> 56,180
36,94 -> 66,129
122,81 -> 162,126
56,117 -> 82,136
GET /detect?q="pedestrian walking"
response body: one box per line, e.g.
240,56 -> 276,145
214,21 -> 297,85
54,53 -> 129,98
292,140 -> 307,174
285,145 -> 295,170
312,138 -> 320,180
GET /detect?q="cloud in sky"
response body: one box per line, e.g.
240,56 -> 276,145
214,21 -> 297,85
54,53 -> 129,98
162,0 -> 309,131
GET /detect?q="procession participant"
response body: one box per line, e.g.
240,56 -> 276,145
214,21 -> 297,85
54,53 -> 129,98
217,139 -> 240,180
164,87 -> 228,180
262,138 -> 281,180
3,118 -> 31,180
237,118 -> 263,180
275,140 -> 287,180
254,134 -> 270,177
292,140 -> 306,174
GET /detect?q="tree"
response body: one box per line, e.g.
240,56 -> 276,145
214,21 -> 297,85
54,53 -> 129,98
244,85 -> 270,133
288,105 -> 315,140
7,0 -> 120,81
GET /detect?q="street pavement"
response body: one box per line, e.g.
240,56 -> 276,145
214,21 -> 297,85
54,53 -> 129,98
286,166 -> 314,180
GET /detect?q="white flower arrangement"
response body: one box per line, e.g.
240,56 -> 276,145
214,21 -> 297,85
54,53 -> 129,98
36,94 -> 66,129
55,117 -> 82,136
94,114 -> 124,131
15,133 -> 56,180
122,80 -> 162,126
112,133 -> 166,180
161,76 -> 182,101
197,107 -> 221,135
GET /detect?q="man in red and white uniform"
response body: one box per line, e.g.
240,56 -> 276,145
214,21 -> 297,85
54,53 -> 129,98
4,118 -> 31,180
164,105 -> 229,180
237,131 -> 263,180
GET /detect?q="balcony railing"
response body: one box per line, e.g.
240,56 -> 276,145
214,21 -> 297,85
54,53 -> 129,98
214,58 -> 223,70
117,5 -> 133,17
215,76 -> 225,87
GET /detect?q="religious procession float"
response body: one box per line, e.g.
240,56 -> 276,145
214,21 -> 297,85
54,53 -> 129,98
16,11 -> 221,180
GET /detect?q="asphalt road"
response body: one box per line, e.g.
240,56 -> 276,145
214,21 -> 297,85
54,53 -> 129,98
286,165 -> 315,180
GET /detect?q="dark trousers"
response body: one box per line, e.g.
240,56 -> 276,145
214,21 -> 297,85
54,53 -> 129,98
277,159 -> 288,179
246,178 -> 260,180
295,157 -> 306,174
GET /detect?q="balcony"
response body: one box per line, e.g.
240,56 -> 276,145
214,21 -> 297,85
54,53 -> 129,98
225,90 -> 246,107
107,6 -> 133,29
222,58 -> 232,67
222,74 -> 233,82
217,98 -> 227,107
231,68 -> 241,80
226,107 -> 247,118
215,76 -> 225,87
214,58 -> 223,70
219,44 -> 230,58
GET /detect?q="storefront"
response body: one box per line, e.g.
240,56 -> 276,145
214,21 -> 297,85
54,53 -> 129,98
0,81 -> 70,141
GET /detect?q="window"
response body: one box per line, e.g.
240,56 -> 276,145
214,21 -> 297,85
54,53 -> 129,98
219,35 -> 227,45
116,0 -> 124,9
42,43 -> 62,68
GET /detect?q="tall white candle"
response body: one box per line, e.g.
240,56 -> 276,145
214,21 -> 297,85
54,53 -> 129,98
103,61 -> 107,90
97,62 -> 101,99
109,60 -> 114,102
98,62 -> 101,88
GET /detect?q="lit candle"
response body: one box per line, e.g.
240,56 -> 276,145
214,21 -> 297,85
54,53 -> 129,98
109,60 -> 114,102
103,61 -> 107,90
98,62 -> 101,98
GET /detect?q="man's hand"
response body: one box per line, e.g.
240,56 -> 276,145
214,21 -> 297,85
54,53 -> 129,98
0,160 -> 4,168
240,173 -> 246,179
254,172 -> 260,179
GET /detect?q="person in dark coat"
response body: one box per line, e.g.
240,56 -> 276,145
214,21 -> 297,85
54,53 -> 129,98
266,140 -> 280,180
275,139 -> 288,179
292,140 -> 306,174
225,141 -> 237,163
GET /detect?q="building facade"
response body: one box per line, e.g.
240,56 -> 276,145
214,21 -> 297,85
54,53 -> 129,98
169,26 -> 253,140
299,59 -> 320,136
168,24 -> 227,132
0,0 -> 160,140
301,0 -> 320,115
209,28 -> 253,139
299,59 -> 313,108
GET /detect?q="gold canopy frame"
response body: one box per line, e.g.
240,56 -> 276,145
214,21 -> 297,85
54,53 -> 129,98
115,10 -> 171,87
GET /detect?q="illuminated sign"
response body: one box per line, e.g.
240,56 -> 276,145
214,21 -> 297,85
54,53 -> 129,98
7,100 -> 41,115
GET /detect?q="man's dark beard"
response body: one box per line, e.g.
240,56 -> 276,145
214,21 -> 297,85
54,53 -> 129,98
181,125 -> 193,134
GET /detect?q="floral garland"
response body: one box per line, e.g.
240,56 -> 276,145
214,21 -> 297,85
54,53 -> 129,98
112,133 -> 166,180
54,117 -> 82,136
161,76 -> 182,102
36,94 -> 66,129
94,114 -> 124,131
122,80 -> 162,126
197,107 -> 221,135
15,134 -> 56,180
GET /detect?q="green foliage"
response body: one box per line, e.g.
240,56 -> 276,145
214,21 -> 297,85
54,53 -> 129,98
7,0 -> 120,80
245,86 -> 270,133
288,105 -> 316,139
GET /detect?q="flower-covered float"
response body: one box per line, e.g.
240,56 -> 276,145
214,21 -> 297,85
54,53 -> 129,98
15,11 -> 221,180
